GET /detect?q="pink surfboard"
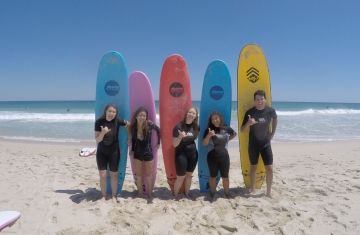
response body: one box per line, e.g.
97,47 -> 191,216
129,71 -> 158,193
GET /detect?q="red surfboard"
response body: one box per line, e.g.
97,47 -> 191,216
159,54 -> 192,192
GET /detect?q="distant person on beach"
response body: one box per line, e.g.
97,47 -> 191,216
241,90 -> 277,197
172,107 -> 200,198
128,107 -> 160,198
203,112 -> 237,199
95,104 -> 129,202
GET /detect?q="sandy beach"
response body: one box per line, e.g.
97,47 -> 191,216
1,139 -> 360,234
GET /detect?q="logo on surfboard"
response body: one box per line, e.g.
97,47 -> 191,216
209,85 -> 224,100
247,67 -> 260,83
169,82 -> 184,97
104,80 -> 120,96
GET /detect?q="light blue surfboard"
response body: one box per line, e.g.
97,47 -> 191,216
95,51 -> 129,194
197,60 -> 232,192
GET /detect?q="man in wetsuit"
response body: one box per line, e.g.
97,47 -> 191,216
241,90 -> 277,197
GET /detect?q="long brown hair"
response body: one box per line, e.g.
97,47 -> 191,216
130,106 -> 150,138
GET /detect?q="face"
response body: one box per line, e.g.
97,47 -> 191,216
211,114 -> 221,127
136,111 -> 147,123
185,108 -> 197,124
254,95 -> 266,110
105,106 -> 117,121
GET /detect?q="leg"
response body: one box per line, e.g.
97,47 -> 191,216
184,151 -> 198,196
134,159 -> 143,196
208,177 -> 217,194
110,171 -> 118,198
265,165 -> 273,197
98,170 -> 107,199
249,164 -> 257,193
174,175 -> 186,197
144,160 -> 153,197
222,178 -> 230,196
184,172 -> 193,196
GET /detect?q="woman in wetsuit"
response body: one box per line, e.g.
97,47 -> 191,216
172,107 -> 200,198
129,107 -> 160,198
203,111 -> 236,198
95,104 -> 129,201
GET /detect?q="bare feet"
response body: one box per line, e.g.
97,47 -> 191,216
112,195 -> 120,203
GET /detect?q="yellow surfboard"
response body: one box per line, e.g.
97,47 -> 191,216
237,44 -> 272,189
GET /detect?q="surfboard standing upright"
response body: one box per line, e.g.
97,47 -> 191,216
129,71 -> 158,193
237,44 -> 272,189
159,54 -> 192,192
198,60 -> 232,192
95,51 -> 129,194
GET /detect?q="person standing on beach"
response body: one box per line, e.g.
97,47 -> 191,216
172,107 -> 200,198
95,104 -> 129,201
240,90 -> 277,197
203,112 -> 237,199
128,107 -> 160,198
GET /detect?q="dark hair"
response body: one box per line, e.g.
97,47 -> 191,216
181,106 -> 199,137
98,104 -> 118,121
130,106 -> 149,138
254,90 -> 266,100
206,111 -> 225,131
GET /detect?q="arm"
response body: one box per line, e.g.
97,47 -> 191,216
95,126 -> 110,144
229,129 -> 237,141
149,121 -> 161,146
203,128 -> 214,145
241,115 -> 257,132
270,118 -> 277,140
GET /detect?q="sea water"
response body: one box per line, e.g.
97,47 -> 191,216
0,101 -> 360,143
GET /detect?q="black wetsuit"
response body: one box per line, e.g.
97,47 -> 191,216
203,126 -> 235,178
130,121 -> 160,162
242,106 -> 277,165
172,123 -> 198,176
95,118 -> 127,171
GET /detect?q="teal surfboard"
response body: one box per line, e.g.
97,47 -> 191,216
197,60 -> 232,192
95,51 -> 129,194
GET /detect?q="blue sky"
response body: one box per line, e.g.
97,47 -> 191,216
1,0 -> 359,102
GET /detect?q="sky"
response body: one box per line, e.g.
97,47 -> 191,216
0,0 -> 360,102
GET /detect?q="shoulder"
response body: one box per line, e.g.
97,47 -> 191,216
266,106 -> 277,115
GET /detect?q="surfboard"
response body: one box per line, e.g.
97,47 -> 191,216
129,71 -> 158,193
95,51 -> 129,194
237,44 -> 272,189
198,60 -> 232,192
0,211 -> 21,231
79,147 -> 96,157
159,54 -> 192,192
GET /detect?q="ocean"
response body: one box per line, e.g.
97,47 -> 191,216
1,101 -> 360,143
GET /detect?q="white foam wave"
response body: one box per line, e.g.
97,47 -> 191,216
0,135 -> 86,143
0,112 -> 94,122
277,109 -> 360,116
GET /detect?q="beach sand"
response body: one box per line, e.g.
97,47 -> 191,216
1,139 -> 360,234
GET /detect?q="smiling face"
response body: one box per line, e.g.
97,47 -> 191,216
254,94 -> 266,110
185,107 -> 197,124
211,114 -> 221,128
136,111 -> 147,124
105,106 -> 117,121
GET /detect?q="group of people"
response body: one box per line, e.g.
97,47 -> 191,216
94,90 -> 277,201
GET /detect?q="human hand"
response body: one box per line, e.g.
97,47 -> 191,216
247,115 -> 257,126
207,128 -> 215,137
178,130 -> 186,139
100,126 -> 111,134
